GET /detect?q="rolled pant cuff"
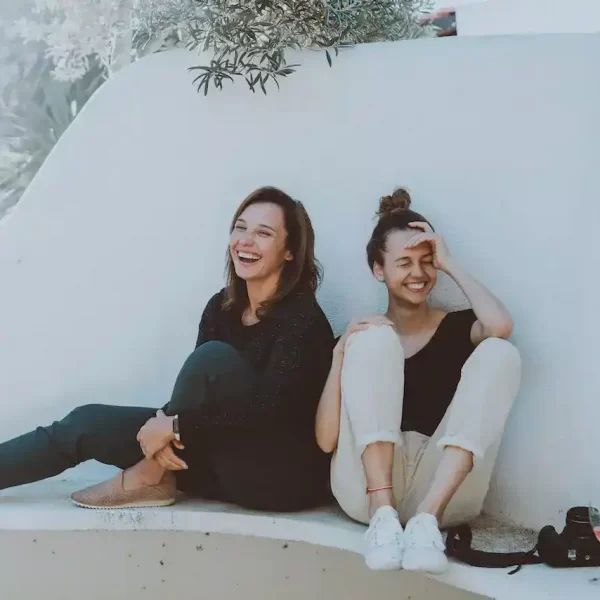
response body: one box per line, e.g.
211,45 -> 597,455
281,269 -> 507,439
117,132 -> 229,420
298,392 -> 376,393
356,431 -> 402,455
436,435 -> 483,464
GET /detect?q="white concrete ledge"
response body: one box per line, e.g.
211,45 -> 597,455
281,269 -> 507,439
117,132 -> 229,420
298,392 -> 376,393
2,479 -> 599,600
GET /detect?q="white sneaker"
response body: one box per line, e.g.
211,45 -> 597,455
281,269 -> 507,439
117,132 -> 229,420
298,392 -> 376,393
364,505 -> 404,571
402,513 -> 449,574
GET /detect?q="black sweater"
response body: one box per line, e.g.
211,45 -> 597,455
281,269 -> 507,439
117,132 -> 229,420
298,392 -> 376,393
177,289 -> 335,443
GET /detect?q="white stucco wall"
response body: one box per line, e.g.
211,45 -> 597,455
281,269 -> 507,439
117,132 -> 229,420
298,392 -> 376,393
458,0 -> 600,35
0,34 -> 598,530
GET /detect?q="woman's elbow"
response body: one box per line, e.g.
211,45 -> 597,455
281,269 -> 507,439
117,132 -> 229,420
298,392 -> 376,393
488,316 -> 514,340
317,439 -> 336,454
315,426 -> 337,454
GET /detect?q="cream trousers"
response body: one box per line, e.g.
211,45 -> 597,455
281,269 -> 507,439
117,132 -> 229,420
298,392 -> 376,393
330,325 -> 521,527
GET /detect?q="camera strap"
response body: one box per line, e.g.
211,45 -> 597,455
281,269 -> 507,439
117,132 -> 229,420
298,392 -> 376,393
445,524 -> 543,574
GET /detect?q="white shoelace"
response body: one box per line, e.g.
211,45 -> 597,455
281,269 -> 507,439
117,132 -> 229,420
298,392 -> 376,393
404,513 -> 446,551
366,507 -> 403,548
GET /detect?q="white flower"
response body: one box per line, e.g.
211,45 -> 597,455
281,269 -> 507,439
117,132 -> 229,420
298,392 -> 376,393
12,0 -> 136,81
9,17 -> 47,43
52,61 -> 88,82
0,149 -> 31,171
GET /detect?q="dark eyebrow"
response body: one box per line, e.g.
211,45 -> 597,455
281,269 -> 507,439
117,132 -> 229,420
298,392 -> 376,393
235,218 -> 276,233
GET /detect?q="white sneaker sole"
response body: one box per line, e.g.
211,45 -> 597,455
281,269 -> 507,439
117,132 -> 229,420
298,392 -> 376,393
71,497 -> 176,510
403,548 -> 449,574
365,547 -> 404,571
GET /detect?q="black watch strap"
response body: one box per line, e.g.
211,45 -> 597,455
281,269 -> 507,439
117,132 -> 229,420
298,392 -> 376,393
172,415 -> 181,441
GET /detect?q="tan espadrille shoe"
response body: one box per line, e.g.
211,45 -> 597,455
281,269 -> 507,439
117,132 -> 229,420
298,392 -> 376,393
71,471 -> 177,509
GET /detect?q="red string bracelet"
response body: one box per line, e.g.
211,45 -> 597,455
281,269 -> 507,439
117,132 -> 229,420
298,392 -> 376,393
366,485 -> 393,494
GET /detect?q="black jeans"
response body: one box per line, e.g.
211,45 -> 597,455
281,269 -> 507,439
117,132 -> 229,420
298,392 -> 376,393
0,342 -> 330,511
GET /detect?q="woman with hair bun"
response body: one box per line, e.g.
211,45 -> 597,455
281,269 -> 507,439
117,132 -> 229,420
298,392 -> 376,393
316,188 -> 520,573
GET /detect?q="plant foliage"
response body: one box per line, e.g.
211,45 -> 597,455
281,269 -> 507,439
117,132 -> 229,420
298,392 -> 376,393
134,1 -> 433,94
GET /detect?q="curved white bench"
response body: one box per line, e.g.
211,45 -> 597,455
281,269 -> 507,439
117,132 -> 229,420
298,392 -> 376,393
1,478 -> 599,599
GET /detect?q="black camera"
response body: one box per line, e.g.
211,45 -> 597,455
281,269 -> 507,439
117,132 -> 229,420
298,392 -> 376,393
537,506 -> 600,567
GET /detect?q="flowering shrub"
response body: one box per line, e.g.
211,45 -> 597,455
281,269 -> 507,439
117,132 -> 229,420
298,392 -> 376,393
1,1 -> 433,216
136,0 -> 433,93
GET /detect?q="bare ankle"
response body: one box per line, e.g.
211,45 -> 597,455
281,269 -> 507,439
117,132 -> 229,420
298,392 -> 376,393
124,459 -> 166,488
415,503 -> 443,523
368,489 -> 396,518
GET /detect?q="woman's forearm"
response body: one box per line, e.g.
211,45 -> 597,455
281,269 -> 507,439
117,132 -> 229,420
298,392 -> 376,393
444,258 -> 513,340
315,350 -> 344,453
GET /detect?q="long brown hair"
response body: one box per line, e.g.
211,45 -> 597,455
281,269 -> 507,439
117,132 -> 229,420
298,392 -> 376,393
223,186 -> 322,318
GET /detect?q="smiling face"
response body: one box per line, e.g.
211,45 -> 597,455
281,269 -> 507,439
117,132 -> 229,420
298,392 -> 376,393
229,201 -> 292,284
373,228 -> 437,306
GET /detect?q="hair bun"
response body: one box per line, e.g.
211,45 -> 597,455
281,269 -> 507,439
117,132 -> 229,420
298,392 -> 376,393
376,187 -> 412,219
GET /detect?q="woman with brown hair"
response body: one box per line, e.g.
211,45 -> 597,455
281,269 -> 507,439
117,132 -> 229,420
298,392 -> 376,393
0,187 -> 334,511
316,188 -> 521,573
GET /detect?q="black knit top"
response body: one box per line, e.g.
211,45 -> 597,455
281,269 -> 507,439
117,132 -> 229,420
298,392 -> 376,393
178,289 -> 335,441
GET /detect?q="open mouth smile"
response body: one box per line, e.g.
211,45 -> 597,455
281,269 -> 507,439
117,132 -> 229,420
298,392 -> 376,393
237,251 -> 261,265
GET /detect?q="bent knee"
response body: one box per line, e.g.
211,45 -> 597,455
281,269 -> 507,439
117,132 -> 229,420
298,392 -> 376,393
186,341 -> 254,381
194,340 -> 239,360
188,341 -> 245,371
63,404 -> 106,429
472,337 -> 521,374
345,325 -> 403,360
478,337 -> 520,362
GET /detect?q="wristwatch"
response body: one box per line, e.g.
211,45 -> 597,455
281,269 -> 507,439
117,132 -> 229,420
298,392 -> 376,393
172,414 -> 181,442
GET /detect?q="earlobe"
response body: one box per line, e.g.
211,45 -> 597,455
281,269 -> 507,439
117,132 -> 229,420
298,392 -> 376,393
285,253 -> 293,262
373,263 -> 384,282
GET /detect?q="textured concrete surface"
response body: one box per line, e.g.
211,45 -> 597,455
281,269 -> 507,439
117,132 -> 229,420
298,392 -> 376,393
2,479 -> 600,599
0,530 -> 486,600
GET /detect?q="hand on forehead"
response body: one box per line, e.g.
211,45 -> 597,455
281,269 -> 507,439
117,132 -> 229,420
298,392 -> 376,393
385,229 -> 433,258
